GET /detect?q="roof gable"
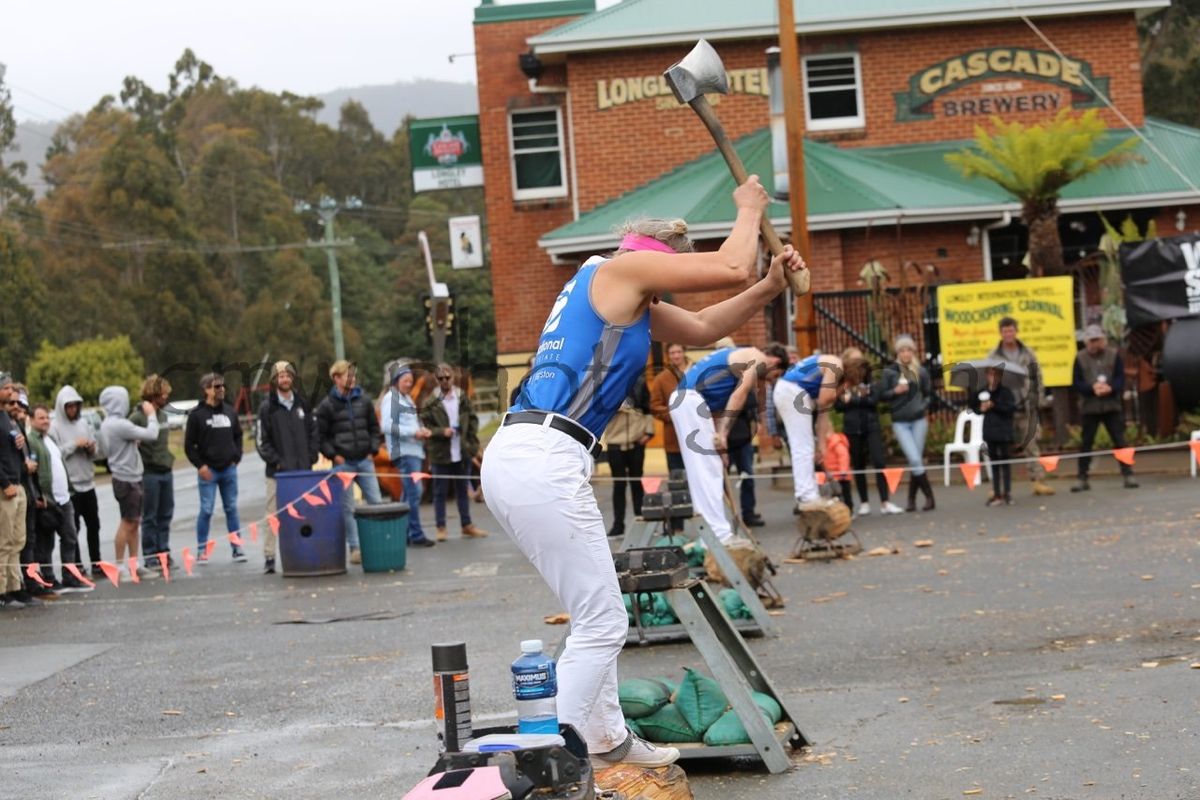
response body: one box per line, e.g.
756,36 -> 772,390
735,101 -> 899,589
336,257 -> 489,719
528,0 -> 1169,54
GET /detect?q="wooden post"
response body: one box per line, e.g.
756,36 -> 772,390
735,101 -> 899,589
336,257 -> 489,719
777,0 -> 818,354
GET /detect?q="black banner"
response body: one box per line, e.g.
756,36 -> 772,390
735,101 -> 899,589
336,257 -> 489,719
1120,233 -> 1200,328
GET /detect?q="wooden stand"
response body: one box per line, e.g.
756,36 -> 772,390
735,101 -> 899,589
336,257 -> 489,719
621,516 -> 779,638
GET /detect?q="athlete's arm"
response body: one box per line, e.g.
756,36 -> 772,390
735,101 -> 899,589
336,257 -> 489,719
648,245 -> 803,346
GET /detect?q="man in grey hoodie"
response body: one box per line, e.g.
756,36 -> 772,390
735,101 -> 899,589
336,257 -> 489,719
98,386 -> 159,578
50,386 -> 103,575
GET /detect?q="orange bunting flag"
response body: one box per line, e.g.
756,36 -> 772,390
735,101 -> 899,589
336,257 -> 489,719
319,479 -> 333,503
883,467 -> 905,495
157,552 -> 170,582
98,561 -> 120,587
303,492 -> 326,507
249,522 -> 259,543
229,532 -> 244,547
641,477 -> 663,494
126,557 -> 141,583
1038,455 -> 1060,473
286,504 -> 304,520
815,472 -> 827,485
64,563 -> 96,589
182,548 -> 195,576
409,471 -> 431,482
336,472 -> 356,488
268,516 -> 281,537
204,539 -> 216,560
1113,447 -> 1136,466
960,462 -> 981,489
25,563 -> 52,588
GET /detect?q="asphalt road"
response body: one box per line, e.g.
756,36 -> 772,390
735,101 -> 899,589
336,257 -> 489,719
1,459 -> 1197,800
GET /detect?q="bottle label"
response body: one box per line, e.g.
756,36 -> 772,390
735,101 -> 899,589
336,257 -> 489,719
512,665 -> 557,700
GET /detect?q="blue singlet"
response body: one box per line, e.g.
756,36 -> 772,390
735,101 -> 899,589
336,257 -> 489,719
510,256 -> 651,438
680,347 -> 739,411
781,354 -> 823,396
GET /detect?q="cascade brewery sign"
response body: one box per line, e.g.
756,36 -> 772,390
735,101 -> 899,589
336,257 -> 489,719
1121,233 -> 1200,326
597,68 -> 769,110
895,48 -> 1110,121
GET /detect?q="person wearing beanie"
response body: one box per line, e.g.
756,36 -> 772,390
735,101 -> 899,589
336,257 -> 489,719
256,361 -> 318,573
1071,325 -> 1137,492
880,334 -> 935,512
380,362 -> 435,547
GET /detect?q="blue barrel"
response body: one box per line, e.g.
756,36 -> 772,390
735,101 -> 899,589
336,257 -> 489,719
275,470 -> 346,577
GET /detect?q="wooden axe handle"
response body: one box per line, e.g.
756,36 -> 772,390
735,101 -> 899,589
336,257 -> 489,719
687,97 -> 808,296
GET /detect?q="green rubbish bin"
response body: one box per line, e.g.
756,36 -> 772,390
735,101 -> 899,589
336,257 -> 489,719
354,502 -> 410,572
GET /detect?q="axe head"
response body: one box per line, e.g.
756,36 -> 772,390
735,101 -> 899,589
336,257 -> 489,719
664,39 -> 728,105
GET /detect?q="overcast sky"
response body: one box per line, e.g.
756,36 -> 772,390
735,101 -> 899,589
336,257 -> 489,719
1,0 -> 618,123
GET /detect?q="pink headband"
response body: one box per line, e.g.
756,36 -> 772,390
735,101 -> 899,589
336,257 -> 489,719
620,233 -> 677,255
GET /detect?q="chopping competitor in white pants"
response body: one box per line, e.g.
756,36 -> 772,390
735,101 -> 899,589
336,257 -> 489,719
482,175 -> 807,767
772,354 -> 843,505
669,345 -> 788,543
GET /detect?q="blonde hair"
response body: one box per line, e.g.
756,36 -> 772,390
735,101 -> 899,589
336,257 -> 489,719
614,218 -> 694,254
329,360 -> 355,379
140,374 -> 172,401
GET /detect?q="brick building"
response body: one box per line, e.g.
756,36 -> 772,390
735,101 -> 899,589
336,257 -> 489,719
472,0 -> 1200,381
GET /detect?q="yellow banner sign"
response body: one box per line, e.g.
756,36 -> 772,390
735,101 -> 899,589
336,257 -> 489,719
937,276 -> 1076,387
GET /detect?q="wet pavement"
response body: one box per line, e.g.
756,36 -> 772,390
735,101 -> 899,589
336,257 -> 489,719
1,453 -> 1197,799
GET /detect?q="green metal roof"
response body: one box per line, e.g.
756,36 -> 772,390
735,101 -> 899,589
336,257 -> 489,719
539,118 -> 1200,255
528,0 -> 1168,54
475,0 -> 595,25
856,117 -> 1200,204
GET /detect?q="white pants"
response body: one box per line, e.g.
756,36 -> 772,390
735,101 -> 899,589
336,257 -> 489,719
668,389 -> 733,544
773,380 -> 819,503
481,420 -> 628,753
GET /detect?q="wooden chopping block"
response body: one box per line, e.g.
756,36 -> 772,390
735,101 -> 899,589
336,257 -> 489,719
594,764 -> 693,800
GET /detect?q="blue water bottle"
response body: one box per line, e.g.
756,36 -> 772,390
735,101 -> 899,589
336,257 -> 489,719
511,639 -> 558,734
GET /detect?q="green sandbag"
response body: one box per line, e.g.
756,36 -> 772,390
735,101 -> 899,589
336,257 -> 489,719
701,693 -> 784,746
653,534 -> 688,549
652,534 -> 706,568
673,668 -> 728,735
687,543 -> 706,568
626,718 -> 643,737
754,691 -> 782,724
702,708 -> 751,745
636,703 -> 699,743
618,678 -> 672,719
658,677 -> 679,698
719,588 -> 753,620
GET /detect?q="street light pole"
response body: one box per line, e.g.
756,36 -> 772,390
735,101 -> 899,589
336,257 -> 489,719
777,0 -> 819,354
295,195 -> 361,362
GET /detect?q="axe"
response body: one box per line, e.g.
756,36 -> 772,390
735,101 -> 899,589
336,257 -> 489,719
664,40 -> 810,296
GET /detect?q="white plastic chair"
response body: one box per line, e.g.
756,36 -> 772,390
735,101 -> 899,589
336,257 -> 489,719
1191,430 -> 1199,479
943,410 -> 991,486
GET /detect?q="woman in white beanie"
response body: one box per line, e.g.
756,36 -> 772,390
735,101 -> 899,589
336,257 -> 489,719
880,334 -> 935,511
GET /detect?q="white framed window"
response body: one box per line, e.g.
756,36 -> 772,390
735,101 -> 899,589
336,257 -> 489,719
802,52 -> 865,131
509,106 -> 568,200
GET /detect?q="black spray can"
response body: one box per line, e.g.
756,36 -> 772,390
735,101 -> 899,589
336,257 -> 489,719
431,642 -> 472,752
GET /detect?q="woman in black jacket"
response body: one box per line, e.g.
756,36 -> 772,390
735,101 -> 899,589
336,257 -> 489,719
968,364 -> 1016,506
835,350 -> 903,516
880,335 -> 935,512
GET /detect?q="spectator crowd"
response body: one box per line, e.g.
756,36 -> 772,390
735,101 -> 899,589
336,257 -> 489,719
0,357 -> 488,609
0,317 -> 1141,609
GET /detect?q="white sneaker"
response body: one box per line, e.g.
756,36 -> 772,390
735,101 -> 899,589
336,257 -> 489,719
881,501 -> 905,515
591,732 -> 679,769
856,502 -> 871,516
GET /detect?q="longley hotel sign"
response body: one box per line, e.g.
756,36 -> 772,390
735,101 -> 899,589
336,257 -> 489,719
894,47 -> 1110,121
596,68 -> 768,110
